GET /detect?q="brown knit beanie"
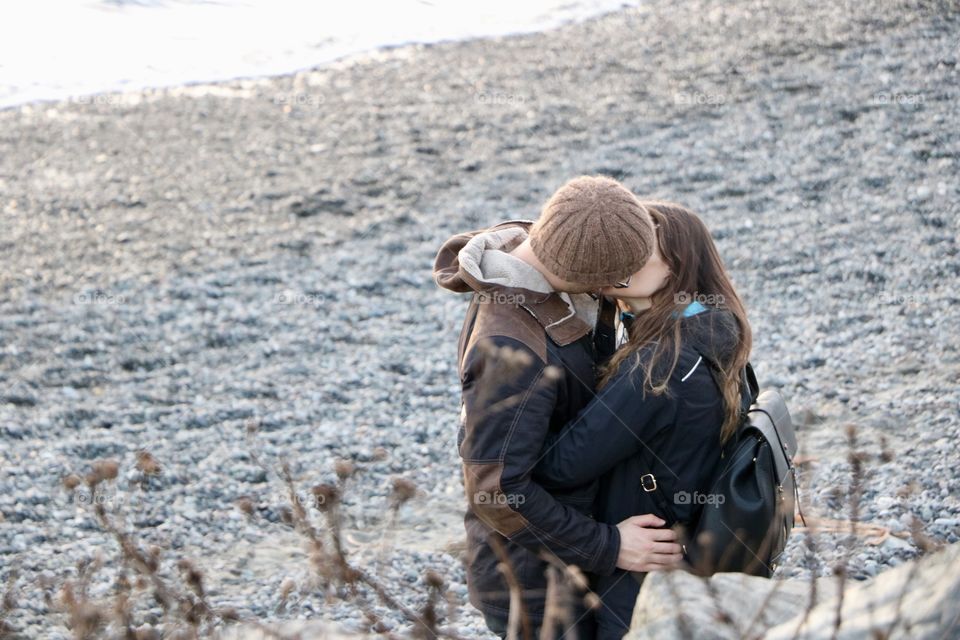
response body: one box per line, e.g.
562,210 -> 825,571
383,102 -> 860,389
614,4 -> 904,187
529,176 -> 655,288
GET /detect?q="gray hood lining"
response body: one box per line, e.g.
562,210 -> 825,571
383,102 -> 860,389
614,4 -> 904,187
458,227 -> 553,294
457,227 -> 598,328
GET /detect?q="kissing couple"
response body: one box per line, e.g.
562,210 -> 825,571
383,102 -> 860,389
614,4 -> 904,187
434,176 -> 753,639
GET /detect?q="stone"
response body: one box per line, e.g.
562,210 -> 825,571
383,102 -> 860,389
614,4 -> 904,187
627,571 -> 841,639
628,544 -> 960,640
767,542 -> 960,639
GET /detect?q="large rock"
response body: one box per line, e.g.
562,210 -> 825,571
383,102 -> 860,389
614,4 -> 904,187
627,570 -> 841,639
767,543 -> 960,639
627,543 -> 960,639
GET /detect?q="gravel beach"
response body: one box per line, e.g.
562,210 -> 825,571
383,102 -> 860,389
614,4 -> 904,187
1,0 -> 958,636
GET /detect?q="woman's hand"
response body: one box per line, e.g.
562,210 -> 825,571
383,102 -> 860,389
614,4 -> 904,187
615,514 -> 684,572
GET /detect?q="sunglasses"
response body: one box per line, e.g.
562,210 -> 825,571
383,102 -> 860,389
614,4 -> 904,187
613,274 -> 632,289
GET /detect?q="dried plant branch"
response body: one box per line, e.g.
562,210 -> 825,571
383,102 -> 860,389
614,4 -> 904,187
61,456 -> 260,639
0,564 -> 19,639
790,491 -> 821,640
830,425 -> 866,640
661,569 -> 695,639
245,427 -> 469,640
489,535 -> 533,640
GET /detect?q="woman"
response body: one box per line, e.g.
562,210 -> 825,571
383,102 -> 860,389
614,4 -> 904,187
534,202 -> 752,639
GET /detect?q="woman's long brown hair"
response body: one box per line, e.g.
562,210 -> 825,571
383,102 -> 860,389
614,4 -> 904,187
600,202 -> 752,443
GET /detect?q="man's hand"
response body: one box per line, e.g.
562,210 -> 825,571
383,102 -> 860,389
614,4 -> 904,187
615,514 -> 683,572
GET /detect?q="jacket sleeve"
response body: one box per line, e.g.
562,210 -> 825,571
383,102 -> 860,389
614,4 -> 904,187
533,354 -> 673,490
460,335 -> 621,576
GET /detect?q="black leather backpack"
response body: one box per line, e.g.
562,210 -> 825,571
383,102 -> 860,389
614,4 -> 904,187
639,364 -> 801,577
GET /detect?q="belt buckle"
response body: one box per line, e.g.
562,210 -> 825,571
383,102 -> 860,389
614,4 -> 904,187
640,473 -> 657,492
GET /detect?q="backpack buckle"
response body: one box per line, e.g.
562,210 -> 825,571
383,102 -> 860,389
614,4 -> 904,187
641,473 -> 658,492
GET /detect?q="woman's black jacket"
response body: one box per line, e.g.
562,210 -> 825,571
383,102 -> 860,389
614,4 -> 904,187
534,307 -> 745,639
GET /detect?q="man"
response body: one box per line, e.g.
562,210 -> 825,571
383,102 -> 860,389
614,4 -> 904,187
433,176 -> 681,638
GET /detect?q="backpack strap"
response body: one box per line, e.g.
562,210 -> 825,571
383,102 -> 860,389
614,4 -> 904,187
636,361 -> 756,528
637,443 -> 690,558
639,463 -> 680,528
744,362 -> 759,403
636,428 -> 680,528
700,359 -> 758,427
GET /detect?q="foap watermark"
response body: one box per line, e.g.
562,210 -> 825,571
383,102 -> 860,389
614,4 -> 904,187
475,291 -> 526,305
476,91 -> 526,107
273,290 -> 327,307
74,291 -> 127,305
70,94 -> 123,108
674,490 -> 725,507
273,92 -> 326,110
875,291 -> 928,306
674,291 -> 725,306
472,490 -> 525,507
872,91 -> 925,106
272,490 -> 329,511
71,489 -> 131,507
674,91 -> 726,107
